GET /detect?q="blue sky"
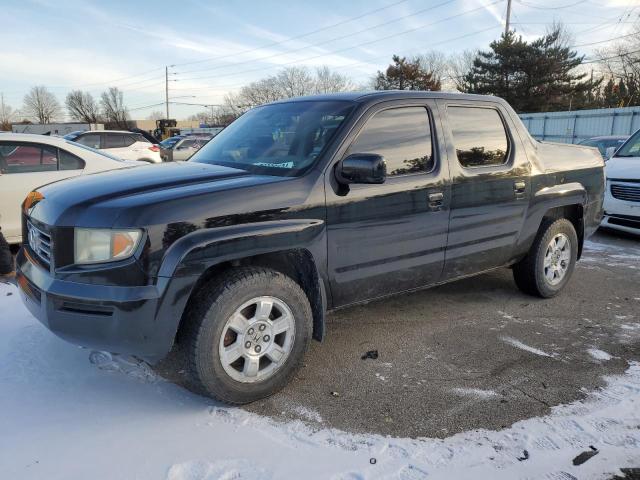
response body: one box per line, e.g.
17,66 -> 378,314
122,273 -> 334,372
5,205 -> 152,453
0,0 -> 637,119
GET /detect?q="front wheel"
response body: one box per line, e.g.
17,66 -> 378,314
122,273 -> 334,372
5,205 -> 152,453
184,267 -> 312,404
513,218 -> 578,298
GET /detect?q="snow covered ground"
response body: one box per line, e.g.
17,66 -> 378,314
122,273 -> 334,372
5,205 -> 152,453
0,280 -> 639,480
0,236 -> 639,479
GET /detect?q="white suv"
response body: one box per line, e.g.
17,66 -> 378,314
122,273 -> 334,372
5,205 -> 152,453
601,129 -> 640,235
69,130 -> 161,163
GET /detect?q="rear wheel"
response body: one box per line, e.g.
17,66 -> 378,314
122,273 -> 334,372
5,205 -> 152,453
184,267 -> 312,404
513,218 -> 578,298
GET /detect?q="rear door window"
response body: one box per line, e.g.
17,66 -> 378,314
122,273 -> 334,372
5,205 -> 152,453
448,106 -> 509,168
76,133 -> 101,149
104,134 -> 127,149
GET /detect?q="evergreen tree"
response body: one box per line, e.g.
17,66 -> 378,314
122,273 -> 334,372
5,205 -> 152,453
374,55 -> 442,91
462,28 -> 597,112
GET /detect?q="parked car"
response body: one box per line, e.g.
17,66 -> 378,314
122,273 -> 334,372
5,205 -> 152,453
0,133 -> 142,245
167,135 -> 212,162
601,129 -> 640,234
16,91 -> 604,404
65,130 -> 162,163
578,135 -> 628,160
159,135 -> 185,161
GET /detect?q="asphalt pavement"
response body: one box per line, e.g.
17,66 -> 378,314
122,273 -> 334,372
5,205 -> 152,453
159,229 -> 640,439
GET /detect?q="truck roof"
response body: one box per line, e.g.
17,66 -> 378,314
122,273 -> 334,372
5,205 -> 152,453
270,90 -> 507,105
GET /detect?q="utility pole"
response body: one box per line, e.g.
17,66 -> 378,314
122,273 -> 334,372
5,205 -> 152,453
165,66 -> 169,120
505,0 -> 512,36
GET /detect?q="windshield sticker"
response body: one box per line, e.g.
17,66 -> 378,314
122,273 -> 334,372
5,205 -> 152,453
254,161 -> 294,169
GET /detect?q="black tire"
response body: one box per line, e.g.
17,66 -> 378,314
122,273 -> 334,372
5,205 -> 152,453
513,218 -> 578,298
183,267 -> 312,405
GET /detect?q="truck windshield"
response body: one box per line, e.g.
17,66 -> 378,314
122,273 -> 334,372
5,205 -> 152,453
614,130 -> 640,158
189,100 -> 355,176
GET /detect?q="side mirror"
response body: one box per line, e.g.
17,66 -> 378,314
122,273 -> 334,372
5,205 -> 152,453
336,153 -> 386,185
605,146 -> 617,160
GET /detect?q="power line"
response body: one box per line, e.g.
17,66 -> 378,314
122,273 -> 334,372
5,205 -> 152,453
515,0 -> 588,10
177,0 -> 459,76
583,47 -> 640,64
177,0 -> 505,83
511,21 -> 635,24
45,67 -> 166,90
571,31 -> 639,48
160,25 -> 501,98
172,0 -> 413,68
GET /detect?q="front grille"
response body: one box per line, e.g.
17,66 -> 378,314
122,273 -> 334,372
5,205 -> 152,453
611,183 -> 640,203
27,221 -> 52,269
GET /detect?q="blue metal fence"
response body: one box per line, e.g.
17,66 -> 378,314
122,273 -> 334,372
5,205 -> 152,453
519,106 -> 640,144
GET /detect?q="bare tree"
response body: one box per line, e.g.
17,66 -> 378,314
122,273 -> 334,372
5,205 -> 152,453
0,95 -> 15,130
65,90 -> 100,123
100,87 -> 128,128
277,67 -> 315,97
223,66 -> 355,116
446,50 -> 477,92
314,66 -> 353,93
22,86 -> 62,123
146,110 -> 165,121
595,23 -> 640,107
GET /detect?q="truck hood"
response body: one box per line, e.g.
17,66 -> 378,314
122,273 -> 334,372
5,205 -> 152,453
30,162 -> 292,227
606,156 -> 640,181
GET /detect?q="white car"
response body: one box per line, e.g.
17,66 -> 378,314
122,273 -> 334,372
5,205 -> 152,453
601,129 -> 640,235
0,133 -> 142,244
66,130 -> 162,163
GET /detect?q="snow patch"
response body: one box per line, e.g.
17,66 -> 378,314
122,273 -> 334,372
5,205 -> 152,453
621,323 -> 640,331
292,405 -> 324,424
166,459 -> 271,480
451,388 -> 499,399
89,350 -> 159,383
500,336 -> 555,357
587,349 -> 613,361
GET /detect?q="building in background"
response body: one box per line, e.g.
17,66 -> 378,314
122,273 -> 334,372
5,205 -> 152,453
519,106 -> 640,144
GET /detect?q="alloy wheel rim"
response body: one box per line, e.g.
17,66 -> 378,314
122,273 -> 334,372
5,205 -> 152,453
218,296 -> 295,383
543,233 -> 571,286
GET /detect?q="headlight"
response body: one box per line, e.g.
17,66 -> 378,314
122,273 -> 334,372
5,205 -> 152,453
74,228 -> 142,264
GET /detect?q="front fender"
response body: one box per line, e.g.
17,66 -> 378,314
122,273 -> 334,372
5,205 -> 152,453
148,219 -> 327,361
157,219 -> 326,278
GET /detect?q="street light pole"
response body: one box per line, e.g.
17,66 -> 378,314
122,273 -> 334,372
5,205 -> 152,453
505,0 -> 512,36
165,66 -> 169,119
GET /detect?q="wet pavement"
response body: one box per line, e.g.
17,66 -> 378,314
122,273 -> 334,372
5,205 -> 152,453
159,229 -> 640,439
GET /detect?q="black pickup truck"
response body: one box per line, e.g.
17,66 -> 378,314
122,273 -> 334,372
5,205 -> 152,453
17,91 -> 604,404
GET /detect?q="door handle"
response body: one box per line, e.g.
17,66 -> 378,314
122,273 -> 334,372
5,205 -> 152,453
428,192 -> 444,210
514,181 -> 526,193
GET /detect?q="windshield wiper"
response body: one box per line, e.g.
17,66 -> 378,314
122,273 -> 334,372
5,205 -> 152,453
613,154 -> 638,157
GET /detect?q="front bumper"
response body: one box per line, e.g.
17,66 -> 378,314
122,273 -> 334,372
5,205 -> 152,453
602,182 -> 640,235
16,249 -> 191,362
601,212 -> 640,235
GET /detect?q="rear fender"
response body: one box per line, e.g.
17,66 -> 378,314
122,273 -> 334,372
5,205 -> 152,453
514,182 -> 587,260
